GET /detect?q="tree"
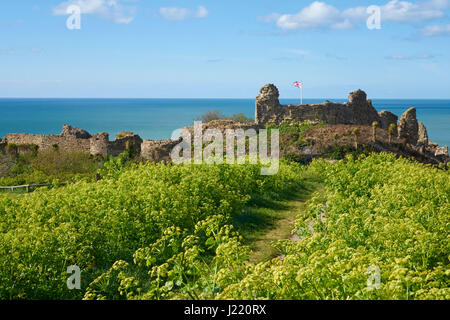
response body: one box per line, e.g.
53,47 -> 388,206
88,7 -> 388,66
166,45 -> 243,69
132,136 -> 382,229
229,113 -> 254,124
195,110 -> 254,123
195,109 -> 224,123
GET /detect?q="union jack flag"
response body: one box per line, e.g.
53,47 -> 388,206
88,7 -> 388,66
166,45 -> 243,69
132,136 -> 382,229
293,81 -> 303,88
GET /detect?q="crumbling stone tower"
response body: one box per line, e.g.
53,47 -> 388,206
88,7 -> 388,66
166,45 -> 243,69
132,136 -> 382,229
398,107 -> 419,145
255,84 -> 281,124
90,132 -> 109,157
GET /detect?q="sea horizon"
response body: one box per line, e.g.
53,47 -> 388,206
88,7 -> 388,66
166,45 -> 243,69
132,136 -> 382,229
1,98 -> 449,147
2,97 -> 450,100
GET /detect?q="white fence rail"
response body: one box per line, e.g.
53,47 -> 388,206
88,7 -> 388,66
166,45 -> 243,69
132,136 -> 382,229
0,182 -> 70,192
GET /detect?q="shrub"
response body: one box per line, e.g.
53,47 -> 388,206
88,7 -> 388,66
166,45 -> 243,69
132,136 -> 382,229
195,110 -> 254,124
218,153 -> 450,300
195,109 -> 224,123
388,123 -> 397,144
353,128 -> 360,149
372,121 -> 379,142
0,160 -> 307,299
0,150 -> 99,186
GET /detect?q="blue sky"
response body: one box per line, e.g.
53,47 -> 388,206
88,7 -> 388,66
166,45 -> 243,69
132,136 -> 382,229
1,0 -> 450,98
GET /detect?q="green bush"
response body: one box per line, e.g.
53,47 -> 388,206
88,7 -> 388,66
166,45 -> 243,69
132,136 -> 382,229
195,110 -> 254,123
0,151 -> 99,186
218,153 -> 450,300
0,160 -> 307,299
1,152 -> 447,300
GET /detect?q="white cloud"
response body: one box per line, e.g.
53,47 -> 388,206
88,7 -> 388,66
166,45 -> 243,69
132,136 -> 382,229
275,2 -> 340,30
159,7 -> 191,21
195,6 -> 209,19
425,0 -> 450,9
388,55 -> 408,60
386,53 -> 435,59
421,23 -> 450,36
263,0 -> 450,31
341,7 -> 367,22
258,13 -> 281,23
160,6 -> 209,21
53,0 -> 136,24
331,19 -> 354,30
381,0 -> 445,22
289,49 -> 309,56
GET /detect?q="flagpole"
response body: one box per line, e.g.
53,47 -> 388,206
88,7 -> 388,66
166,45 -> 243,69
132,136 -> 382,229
301,85 -> 303,105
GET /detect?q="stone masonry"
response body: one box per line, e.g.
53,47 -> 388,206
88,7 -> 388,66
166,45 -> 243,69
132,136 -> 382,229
255,84 -> 398,129
0,85 -> 447,161
1,125 -> 142,158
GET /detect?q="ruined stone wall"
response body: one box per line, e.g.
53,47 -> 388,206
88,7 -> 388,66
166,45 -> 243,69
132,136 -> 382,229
0,125 -> 143,158
397,107 -> 419,145
255,84 -> 398,129
2,133 -> 91,153
108,133 -> 143,157
254,83 -> 447,158
90,133 -> 109,157
183,120 -> 262,136
1,85 -> 447,164
139,121 -> 262,163
141,139 -> 181,163
379,111 -> 399,131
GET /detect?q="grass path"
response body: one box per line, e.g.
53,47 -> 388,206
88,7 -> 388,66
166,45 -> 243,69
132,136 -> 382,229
233,181 -> 323,264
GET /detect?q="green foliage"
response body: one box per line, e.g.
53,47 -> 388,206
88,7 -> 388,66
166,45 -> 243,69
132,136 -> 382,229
325,145 -> 356,160
1,152 -> 448,300
388,123 -> 397,135
0,160 -> 306,299
218,153 -> 450,300
196,109 -> 224,123
0,150 -> 98,186
228,113 -> 254,124
84,215 -> 250,300
267,121 -> 321,138
98,149 -> 134,180
283,152 -> 309,165
388,123 -> 397,144
195,109 -> 254,124
324,145 -> 374,160
372,121 -> 379,142
268,121 -> 323,163
352,128 -> 360,149
6,143 -> 18,152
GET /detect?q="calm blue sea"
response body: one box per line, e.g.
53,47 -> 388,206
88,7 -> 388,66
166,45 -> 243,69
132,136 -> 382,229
0,98 -> 449,146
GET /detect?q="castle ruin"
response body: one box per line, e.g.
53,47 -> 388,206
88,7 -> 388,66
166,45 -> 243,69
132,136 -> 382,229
0,125 -> 142,158
0,84 -> 447,163
255,84 -> 398,129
